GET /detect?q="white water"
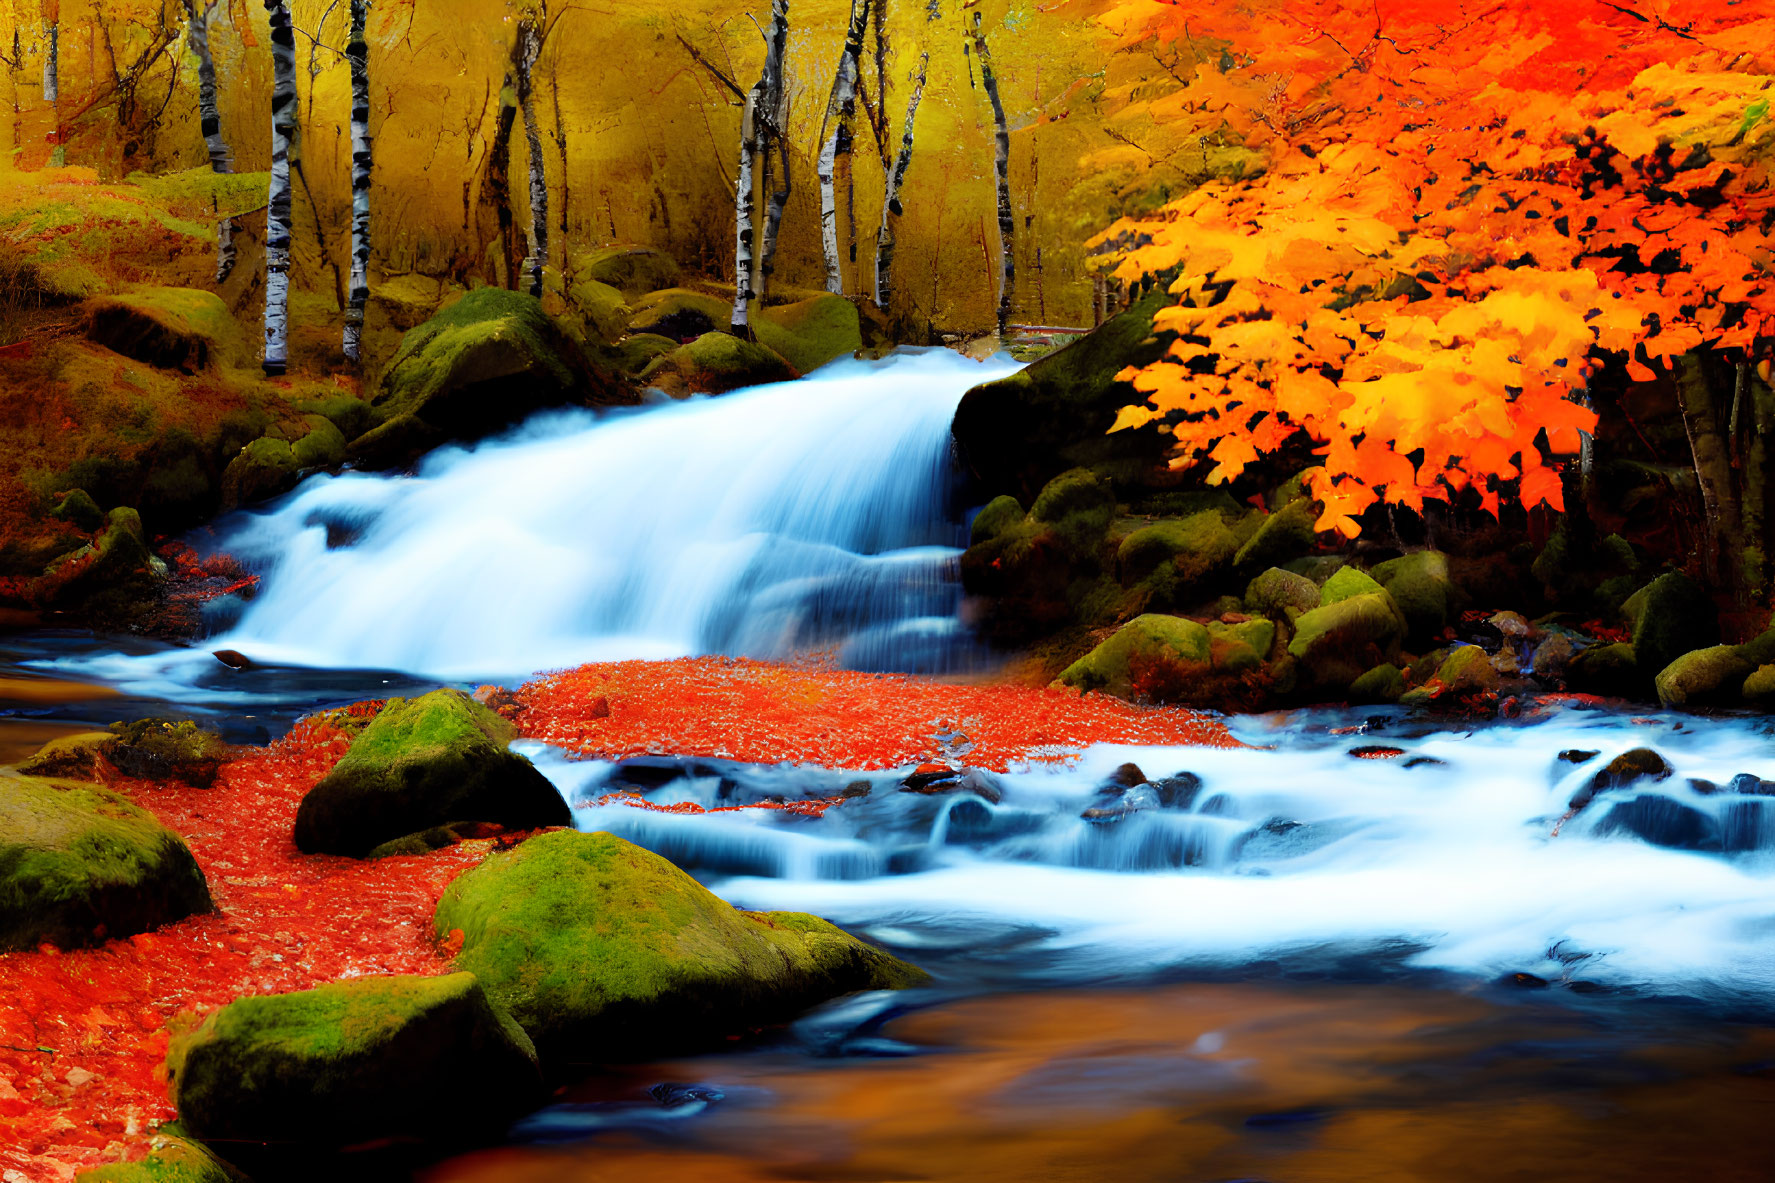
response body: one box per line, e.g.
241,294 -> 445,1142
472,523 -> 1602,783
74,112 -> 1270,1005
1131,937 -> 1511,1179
527,707 -> 1775,1004
67,349 -> 1016,695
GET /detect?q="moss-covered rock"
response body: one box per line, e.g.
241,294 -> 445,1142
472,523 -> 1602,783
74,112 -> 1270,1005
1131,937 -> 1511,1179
1030,468 -> 1116,555
1565,641 -> 1643,698
753,294 -> 862,375
106,718 -> 229,787
1350,663 -> 1406,704
1622,571 -> 1718,680
1654,645 -> 1753,710
1286,590 -> 1407,691
1206,617 -> 1275,674
1372,550 -> 1459,644
1429,645 -> 1502,696
608,332 -> 678,376
293,688 -> 569,857
165,972 -> 541,1145
627,287 -> 732,341
42,508 -> 164,619
639,331 -> 797,396
218,437 -> 299,509
1244,566 -> 1320,618
1742,663 -> 1775,706
572,245 -> 681,297
563,277 -> 630,345
1054,614 -> 1212,701
75,1130 -> 239,1183
51,487 -> 105,532
1318,566 -> 1386,605
433,830 -> 927,1060
1116,511 -> 1238,602
358,287 -> 615,467
16,731 -> 115,780
0,775 -> 212,950
969,495 -> 1024,546
1232,496 -> 1319,573
84,288 -> 249,373
950,287 -> 1178,504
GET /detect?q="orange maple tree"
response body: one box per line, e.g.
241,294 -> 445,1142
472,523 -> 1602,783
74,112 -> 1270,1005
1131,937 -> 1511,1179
1089,0 -> 1775,538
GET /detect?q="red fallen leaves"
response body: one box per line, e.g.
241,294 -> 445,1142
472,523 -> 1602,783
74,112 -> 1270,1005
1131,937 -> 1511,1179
589,790 -> 845,819
514,656 -> 1240,771
0,659 -> 1234,1176
0,714 -> 485,1178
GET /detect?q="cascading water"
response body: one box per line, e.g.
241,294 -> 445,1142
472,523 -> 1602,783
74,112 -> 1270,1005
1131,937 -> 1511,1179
80,349 -> 1016,695
524,706 -> 1775,1004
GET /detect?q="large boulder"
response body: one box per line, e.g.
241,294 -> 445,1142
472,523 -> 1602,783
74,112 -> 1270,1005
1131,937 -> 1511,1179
85,287 -> 250,373
292,689 -> 570,857
1623,571 -> 1717,679
1244,566 -> 1320,618
1232,496 -> 1319,573
1654,645 -> 1753,710
1030,468 -> 1116,557
433,830 -> 928,1060
638,331 -> 797,396
1054,614 -> 1212,701
354,287 -> 621,467
75,1131 -> 238,1183
571,245 -> 680,297
219,416 -> 346,508
0,776 -> 212,950
753,294 -> 862,375
1371,549 -> 1459,644
1116,511 -> 1239,609
951,287 -> 1177,504
626,287 -> 732,340
1286,590 -> 1407,691
165,973 -> 541,1145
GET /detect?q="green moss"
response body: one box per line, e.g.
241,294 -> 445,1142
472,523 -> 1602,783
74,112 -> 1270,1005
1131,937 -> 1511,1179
128,167 -> 272,221
1207,617 -> 1275,673
627,288 -> 732,340
75,1130 -> 239,1183
433,831 -> 927,1060
86,288 -> 251,371
164,972 -> 541,1145
291,415 -> 346,469
1245,567 -> 1320,618
1371,549 -> 1459,644
219,436 -> 298,509
970,495 -> 1025,546
609,332 -> 677,376
1117,511 -> 1238,589
292,394 -> 378,443
1350,663 -> 1406,704
16,731 -> 115,780
1232,496 -> 1319,572
1286,591 -> 1407,691
564,278 -> 630,345
370,274 -> 461,331
0,775 -> 212,950
572,245 -> 680,297
1653,644 -> 1752,709
106,718 -> 228,786
1741,663 -> 1775,705
1623,571 -> 1718,679
1432,645 -> 1501,695
754,294 -> 863,375
1030,468 -> 1116,558
293,689 -> 570,857
647,331 -> 797,394
51,487 -> 104,532
1054,613 -> 1212,700
1319,566 -> 1386,605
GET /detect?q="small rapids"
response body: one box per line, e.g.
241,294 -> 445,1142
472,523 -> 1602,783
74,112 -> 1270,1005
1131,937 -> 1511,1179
526,705 -> 1775,1005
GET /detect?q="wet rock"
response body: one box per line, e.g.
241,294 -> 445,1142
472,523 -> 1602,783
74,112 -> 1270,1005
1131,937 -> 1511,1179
1371,550 -> 1460,644
0,776 -> 212,950
211,648 -> 253,670
15,731 -> 114,780
1557,749 -> 1601,765
75,1130 -> 237,1182
1207,617 -> 1275,674
1729,773 -> 1775,797
969,495 -> 1024,546
293,688 -> 569,857
1350,663 -> 1405,703
1031,468 -> 1116,558
1054,614 -> 1211,702
899,766 -> 1002,803
166,972 -> 541,1146
1740,663 -> 1775,707
1116,511 -> 1238,607
1654,644 -> 1753,710
1244,566 -> 1320,618
1623,571 -> 1718,683
1594,794 -> 1720,851
1530,632 -> 1577,681
50,487 -> 104,532
107,717 -> 229,787
1402,645 -> 1500,705
640,331 -> 797,396
1569,748 -> 1672,810
433,830 -> 929,1061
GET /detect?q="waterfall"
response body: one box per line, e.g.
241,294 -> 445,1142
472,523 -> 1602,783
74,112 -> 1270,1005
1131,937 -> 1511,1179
196,348 -> 1015,681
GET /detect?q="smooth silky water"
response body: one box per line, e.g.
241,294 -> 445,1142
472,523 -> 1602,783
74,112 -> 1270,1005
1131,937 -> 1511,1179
7,349 -> 1774,1179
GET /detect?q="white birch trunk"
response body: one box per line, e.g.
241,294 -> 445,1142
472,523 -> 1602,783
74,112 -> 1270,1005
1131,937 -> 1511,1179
971,13 -> 1013,338
342,0 -> 371,361
755,0 -> 790,296
516,17 -> 547,299
188,0 -> 237,284
730,84 -> 760,335
816,0 -> 869,295
263,0 -> 297,375
873,51 -> 926,311
43,18 -> 60,165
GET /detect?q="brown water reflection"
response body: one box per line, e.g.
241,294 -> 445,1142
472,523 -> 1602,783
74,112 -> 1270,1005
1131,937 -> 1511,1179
429,982 -> 1775,1183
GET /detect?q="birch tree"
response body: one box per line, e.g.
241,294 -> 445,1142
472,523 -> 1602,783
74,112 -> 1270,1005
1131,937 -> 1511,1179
730,0 -> 788,337
969,10 -> 1012,338
262,0 -> 297,375
41,0 -> 59,165
873,49 -> 925,312
515,15 -> 547,298
186,0 -> 236,284
755,0 -> 791,297
342,0 -> 371,361
815,0 -> 868,294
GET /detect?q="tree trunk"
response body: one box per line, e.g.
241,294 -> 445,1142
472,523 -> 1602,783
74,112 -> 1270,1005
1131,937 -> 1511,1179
187,0 -> 236,284
873,50 -> 926,312
730,83 -> 761,336
1675,351 -> 1743,593
756,0 -> 791,294
817,0 -> 869,294
970,12 -> 1012,339
515,17 -> 547,299
43,9 -> 60,166
262,0 -> 297,375
482,69 -> 521,290
342,0 -> 371,362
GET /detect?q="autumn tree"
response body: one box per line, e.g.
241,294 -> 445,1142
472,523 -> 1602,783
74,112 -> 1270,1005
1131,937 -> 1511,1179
1089,0 -> 1775,594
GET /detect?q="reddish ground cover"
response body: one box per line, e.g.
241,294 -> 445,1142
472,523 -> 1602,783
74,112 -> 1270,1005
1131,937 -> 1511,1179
0,660 -> 1232,1178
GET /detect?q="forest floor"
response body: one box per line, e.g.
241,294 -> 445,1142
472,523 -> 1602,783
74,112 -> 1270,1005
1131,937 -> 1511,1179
0,657 -> 1234,1178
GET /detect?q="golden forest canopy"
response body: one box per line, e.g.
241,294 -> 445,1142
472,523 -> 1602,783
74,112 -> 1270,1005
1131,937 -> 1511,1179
0,0 -> 1174,335
1086,0 -> 1775,538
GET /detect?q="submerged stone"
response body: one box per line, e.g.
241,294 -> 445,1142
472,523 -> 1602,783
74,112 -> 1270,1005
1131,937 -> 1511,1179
433,830 -> 928,1061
